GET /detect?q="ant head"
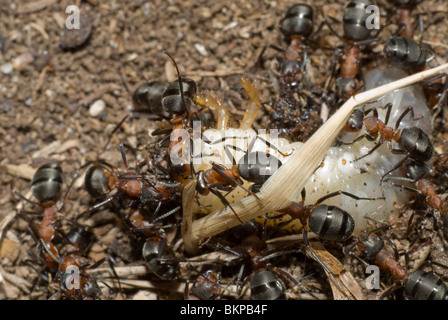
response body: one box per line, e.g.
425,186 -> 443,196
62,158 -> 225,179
238,152 -> 283,185
344,108 -> 364,132
31,162 -> 63,203
161,51 -> 198,116
85,164 -> 117,199
162,77 -> 197,115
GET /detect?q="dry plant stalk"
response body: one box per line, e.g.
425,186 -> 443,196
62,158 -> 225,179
182,63 -> 448,254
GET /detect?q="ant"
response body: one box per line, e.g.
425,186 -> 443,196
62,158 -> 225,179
141,231 -> 181,280
81,143 -> 182,218
14,162 -> 80,272
384,36 -> 447,108
346,225 -> 408,283
276,187 -> 384,297
194,132 -> 288,223
384,162 -> 448,235
276,3 -> 314,88
55,252 -> 103,300
321,0 -> 380,101
387,0 -> 423,39
341,103 -> 433,182
346,224 -> 448,299
184,270 -> 223,300
229,233 -> 306,300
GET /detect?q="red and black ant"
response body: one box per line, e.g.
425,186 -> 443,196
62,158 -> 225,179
341,103 -> 433,183
384,161 -> 448,236
184,270 -> 223,300
81,142 -> 182,218
346,222 -> 448,300
276,3 -> 314,88
318,0 -> 381,101
14,162 -> 80,272
273,187 -> 384,298
387,0 -> 423,39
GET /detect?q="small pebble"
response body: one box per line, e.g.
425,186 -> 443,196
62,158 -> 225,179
89,99 -> 106,117
194,43 -> 208,56
0,63 -> 13,74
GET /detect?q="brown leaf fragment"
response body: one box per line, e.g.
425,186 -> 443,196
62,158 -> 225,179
308,242 -> 365,300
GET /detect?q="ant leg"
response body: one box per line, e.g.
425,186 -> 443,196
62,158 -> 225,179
311,16 -> 343,40
354,138 -> 385,162
313,190 -> 384,206
13,191 -> 41,207
209,188 -> 244,224
248,135 -> 289,157
380,153 -> 410,185
235,264 -> 248,299
163,50 -> 191,116
394,106 -> 414,130
77,196 -> 115,219
153,206 -> 181,223
39,239 -> 64,264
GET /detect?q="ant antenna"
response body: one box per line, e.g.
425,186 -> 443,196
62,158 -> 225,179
162,50 -> 191,115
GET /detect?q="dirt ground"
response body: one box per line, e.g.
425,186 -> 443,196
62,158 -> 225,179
1,0 -> 448,301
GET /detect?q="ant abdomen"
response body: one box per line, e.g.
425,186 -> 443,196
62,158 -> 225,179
250,270 -> 285,300
384,37 -> 427,70
142,240 -> 181,280
31,162 -> 63,202
237,152 -> 283,186
308,205 -> 355,241
404,270 -> 448,300
132,80 -> 168,114
398,127 -> 433,163
343,0 -> 374,41
279,4 -> 314,38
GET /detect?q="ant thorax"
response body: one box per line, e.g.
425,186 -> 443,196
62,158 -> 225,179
189,66 -> 434,233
